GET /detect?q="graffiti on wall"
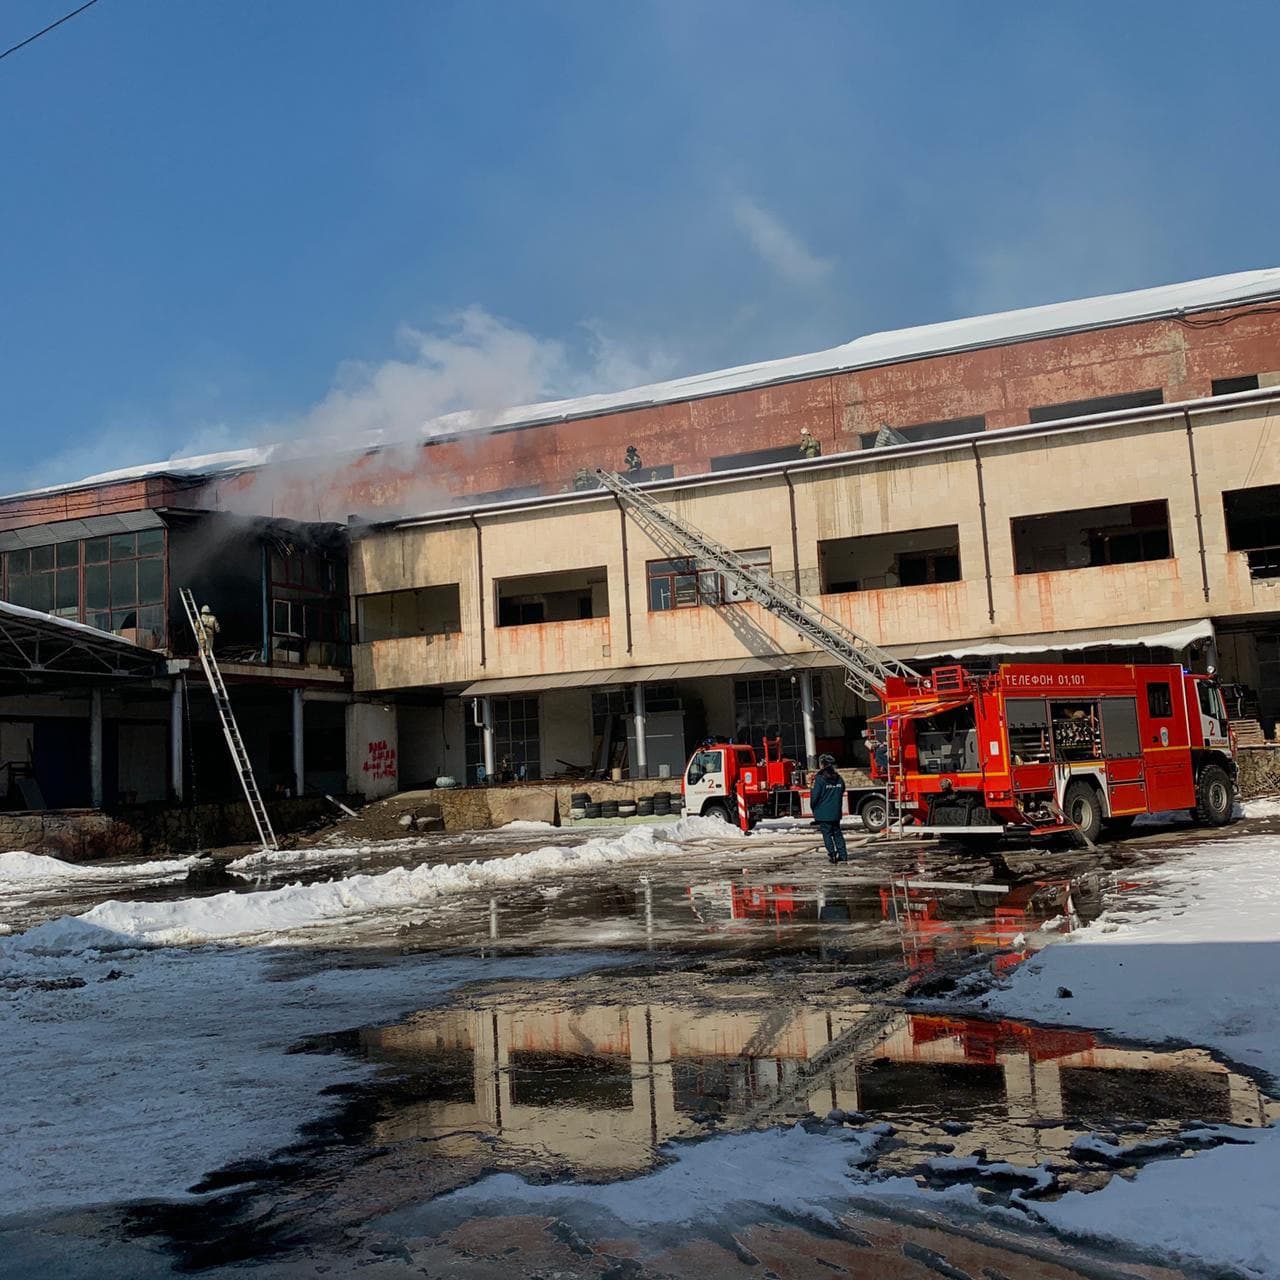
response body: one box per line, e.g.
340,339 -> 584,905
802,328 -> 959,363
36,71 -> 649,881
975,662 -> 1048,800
363,739 -> 397,782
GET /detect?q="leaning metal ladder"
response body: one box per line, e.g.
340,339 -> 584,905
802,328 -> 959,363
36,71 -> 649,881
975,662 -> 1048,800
179,587 -> 278,851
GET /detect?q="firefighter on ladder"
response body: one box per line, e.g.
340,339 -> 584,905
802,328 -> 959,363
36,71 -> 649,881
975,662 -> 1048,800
197,604 -> 221,654
811,754 -> 848,863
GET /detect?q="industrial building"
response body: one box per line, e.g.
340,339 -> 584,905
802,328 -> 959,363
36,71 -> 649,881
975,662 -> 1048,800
2,267 -> 1279,824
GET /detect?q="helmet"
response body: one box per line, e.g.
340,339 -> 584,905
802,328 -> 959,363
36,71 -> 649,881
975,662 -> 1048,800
818,753 -> 836,768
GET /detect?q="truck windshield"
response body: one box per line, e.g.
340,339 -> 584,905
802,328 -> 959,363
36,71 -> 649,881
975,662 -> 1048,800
913,706 -> 978,774
687,750 -> 724,782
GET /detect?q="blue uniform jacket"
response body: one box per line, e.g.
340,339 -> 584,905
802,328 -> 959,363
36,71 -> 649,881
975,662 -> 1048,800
810,769 -> 845,822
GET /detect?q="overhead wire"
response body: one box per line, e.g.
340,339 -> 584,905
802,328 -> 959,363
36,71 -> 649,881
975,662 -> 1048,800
1,0 -> 100,63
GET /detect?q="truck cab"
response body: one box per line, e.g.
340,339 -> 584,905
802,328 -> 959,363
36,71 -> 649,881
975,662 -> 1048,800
682,739 -> 756,823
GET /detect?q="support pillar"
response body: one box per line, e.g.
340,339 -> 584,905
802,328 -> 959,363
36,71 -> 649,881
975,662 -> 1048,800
632,682 -> 648,778
291,687 -> 305,799
480,696 -> 496,781
89,687 -> 104,809
799,670 -> 818,768
170,678 -> 185,802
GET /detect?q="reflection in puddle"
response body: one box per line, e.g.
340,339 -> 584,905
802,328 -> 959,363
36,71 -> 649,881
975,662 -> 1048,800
358,969 -> 1275,1192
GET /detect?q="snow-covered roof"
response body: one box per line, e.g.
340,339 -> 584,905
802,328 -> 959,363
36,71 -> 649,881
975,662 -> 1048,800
11,266 -> 1280,500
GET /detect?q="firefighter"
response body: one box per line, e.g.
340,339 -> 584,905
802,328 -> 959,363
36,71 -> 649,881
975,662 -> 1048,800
572,467 -> 594,490
810,753 -> 848,863
624,444 -> 643,471
197,604 -> 220,654
799,428 -> 821,458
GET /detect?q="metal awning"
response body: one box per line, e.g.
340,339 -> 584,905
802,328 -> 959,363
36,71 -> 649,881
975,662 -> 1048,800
459,651 -> 832,697
887,618 -> 1214,661
0,601 -> 167,691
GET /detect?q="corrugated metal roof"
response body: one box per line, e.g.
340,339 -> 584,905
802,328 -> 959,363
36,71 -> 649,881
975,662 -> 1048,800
0,509 -> 165,553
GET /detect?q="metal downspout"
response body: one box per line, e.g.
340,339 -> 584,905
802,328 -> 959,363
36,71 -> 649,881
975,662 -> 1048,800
1184,408 -> 1212,603
783,469 -> 802,593
613,495 -> 634,655
469,515 -> 487,667
971,443 -> 996,624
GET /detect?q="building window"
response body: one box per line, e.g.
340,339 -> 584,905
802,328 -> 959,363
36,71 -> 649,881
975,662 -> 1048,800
2,530 -> 167,648
733,676 -> 818,763
1212,375 -> 1260,396
464,695 -> 541,782
270,546 -> 350,666
1223,484 -> 1280,580
647,549 -> 772,611
819,527 -> 960,593
1011,502 -> 1172,574
495,567 -> 608,627
357,585 -> 461,641
710,445 -> 805,471
859,415 -> 985,450
1028,389 -> 1163,423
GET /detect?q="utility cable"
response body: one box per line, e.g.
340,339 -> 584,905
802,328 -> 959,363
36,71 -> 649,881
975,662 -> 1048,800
1,0 -> 101,63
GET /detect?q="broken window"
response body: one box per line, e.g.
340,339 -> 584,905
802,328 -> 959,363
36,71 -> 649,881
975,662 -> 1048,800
357,585 -> 461,641
710,445 -> 805,471
495,566 -> 608,627
464,695 -> 540,782
1028,389 -> 1163,423
1011,501 -> 1172,574
859,415 -> 985,450
819,526 -> 961,593
647,549 -> 771,611
270,546 -> 349,666
1212,375 -> 1260,396
1223,485 -> 1280,579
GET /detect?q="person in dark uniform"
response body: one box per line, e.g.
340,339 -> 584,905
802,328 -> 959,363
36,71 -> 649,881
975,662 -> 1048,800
810,753 -> 848,863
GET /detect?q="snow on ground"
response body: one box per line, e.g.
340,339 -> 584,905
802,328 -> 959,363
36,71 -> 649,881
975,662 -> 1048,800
1241,796 -> 1280,819
0,851 -> 202,887
970,830 -> 1280,1277
0,923 -> 619,1218
66,816 -> 726,947
226,844 -> 377,873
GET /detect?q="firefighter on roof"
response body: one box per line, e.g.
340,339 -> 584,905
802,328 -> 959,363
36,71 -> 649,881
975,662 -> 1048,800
799,428 -> 821,458
624,444 -> 643,471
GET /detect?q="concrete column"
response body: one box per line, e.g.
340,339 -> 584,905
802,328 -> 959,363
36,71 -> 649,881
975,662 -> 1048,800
480,697 -> 496,781
89,688 -> 104,809
170,679 -> 185,802
291,687 -> 305,798
632,682 -> 648,778
799,670 -> 818,768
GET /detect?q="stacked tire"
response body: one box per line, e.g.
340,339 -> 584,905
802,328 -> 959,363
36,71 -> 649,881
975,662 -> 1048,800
570,791 -> 591,822
600,800 -> 620,820
636,797 -> 654,817
618,801 -> 637,819
652,791 -> 672,817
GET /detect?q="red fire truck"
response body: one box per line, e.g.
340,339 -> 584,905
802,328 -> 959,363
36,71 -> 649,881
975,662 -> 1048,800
876,661 -> 1237,841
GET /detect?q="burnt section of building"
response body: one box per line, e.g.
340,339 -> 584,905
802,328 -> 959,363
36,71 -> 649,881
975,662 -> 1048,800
820,527 -> 962,593
1011,502 -> 1173,575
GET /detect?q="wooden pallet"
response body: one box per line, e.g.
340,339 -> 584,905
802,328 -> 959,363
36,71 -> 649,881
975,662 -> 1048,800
1231,718 -> 1269,745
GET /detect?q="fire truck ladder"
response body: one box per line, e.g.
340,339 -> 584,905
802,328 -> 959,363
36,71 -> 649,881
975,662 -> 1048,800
179,587 -> 279,851
594,469 -> 920,700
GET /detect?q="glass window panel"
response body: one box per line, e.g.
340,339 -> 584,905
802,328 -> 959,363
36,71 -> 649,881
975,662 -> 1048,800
674,574 -> 698,606
56,541 -> 80,568
55,569 -> 79,612
7,549 -> 30,576
110,561 -> 137,607
137,558 -> 164,604
85,564 -> 109,609
89,610 -> 111,630
29,544 -> 54,573
109,533 -> 136,560
28,573 -> 54,612
649,578 -> 673,611
111,608 -> 139,632
136,528 -> 164,555
85,537 -> 109,564
9,575 -> 31,608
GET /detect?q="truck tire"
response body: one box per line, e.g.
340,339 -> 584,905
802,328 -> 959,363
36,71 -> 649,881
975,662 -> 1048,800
858,794 -> 888,833
1061,780 -> 1103,843
701,800 -> 733,824
1194,764 -> 1235,826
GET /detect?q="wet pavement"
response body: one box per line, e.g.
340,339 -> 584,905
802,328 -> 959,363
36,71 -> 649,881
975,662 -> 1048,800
5,812 -> 1280,1277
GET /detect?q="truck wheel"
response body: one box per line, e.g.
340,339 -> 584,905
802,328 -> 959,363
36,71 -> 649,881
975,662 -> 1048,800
1061,780 -> 1103,843
701,801 -> 733,824
1194,765 -> 1234,826
858,794 -> 888,833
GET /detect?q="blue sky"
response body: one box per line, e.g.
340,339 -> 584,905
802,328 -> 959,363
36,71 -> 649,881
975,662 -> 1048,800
2,0 -> 1277,489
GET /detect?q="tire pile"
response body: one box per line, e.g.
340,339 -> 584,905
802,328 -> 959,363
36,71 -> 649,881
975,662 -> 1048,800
569,790 -> 677,821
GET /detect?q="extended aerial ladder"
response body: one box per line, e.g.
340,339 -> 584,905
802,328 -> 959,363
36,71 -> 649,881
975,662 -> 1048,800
179,587 -> 279,851
594,469 -> 920,700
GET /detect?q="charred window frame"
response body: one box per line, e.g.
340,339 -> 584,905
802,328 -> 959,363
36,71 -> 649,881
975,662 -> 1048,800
647,549 -> 772,611
270,545 -> 350,667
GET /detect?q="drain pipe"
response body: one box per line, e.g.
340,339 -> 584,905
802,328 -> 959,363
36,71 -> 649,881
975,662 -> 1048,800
1183,408 -> 1212,603
469,515 -> 487,667
783,469 -> 802,592
472,696 -> 495,781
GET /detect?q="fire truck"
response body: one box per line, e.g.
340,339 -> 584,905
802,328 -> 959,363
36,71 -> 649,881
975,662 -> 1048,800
597,470 -> 1237,840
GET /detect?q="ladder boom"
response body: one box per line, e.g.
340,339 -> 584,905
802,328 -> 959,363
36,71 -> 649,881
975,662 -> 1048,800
179,587 -> 279,851
595,470 -> 919,700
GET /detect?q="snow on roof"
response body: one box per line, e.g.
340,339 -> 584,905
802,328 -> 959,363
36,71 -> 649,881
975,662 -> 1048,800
0,598 -> 151,651
12,267 -> 1280,500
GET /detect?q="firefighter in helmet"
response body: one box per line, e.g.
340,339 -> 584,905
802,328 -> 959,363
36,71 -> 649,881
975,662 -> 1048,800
624,444 -> 643,472
810,753 -> 848,863
799,428 -> 821,458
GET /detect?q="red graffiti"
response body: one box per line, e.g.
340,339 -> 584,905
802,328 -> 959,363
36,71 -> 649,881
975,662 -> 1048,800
363,739 -> 397,781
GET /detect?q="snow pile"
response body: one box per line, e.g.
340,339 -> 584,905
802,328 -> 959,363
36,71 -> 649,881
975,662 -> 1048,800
976,831 -> 1280,1277
227,845 -> 375,873
0,851 -> 201,899
495,819 -> 557,831
1241,796 -> 1280,819
398,1124 -> 893,1233
75,816 -> 724,946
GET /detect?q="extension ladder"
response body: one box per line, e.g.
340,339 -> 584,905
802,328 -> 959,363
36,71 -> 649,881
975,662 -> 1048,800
179,587 -> 279,851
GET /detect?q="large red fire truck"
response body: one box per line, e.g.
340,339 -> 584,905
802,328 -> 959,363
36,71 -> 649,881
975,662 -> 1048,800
597,470 -> 1238,842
